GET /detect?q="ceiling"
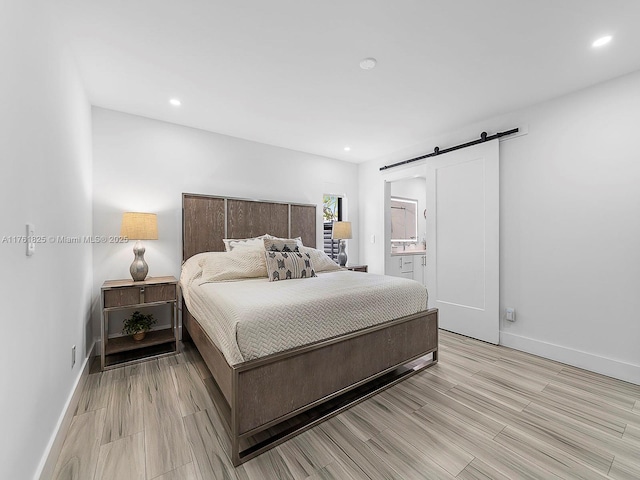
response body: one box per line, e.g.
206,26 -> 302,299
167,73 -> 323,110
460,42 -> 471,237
54,0 -> 640,163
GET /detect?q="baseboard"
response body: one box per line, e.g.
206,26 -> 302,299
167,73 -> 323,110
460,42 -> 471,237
35,342 -> 95,480
500,332 -> 640,385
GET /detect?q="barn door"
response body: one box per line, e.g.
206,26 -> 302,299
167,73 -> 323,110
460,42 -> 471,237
425,140 -> 499,344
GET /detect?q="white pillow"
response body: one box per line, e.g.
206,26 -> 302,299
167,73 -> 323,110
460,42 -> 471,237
200,250 -> 268,283
267,235 -> 304,247
223,234 -> 270,252
298,246 -> 342,272
181,252 -> 216,287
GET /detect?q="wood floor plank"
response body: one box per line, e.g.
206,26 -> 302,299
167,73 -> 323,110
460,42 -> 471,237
547,375 -> 636,411
94,432 -> 145,480
142,359 -> 192,479
317,417 -> 397,480
492,356 -> 564,383
123,361 -> 145,377
171,362 -> 215,417
152,462 -> 201,480
622,423 -> 640,444
446,384 -> 615,474
241,449 -> 295,480
183,409 -> 237,480
437,345 -> 487,374
456,458 -> 513,480
427,361 -> 475,386
438,335 -> 502,365
412,406 -> 563,480
556,366 -> 640,398
75,372 -> 112,415
52,408 -> 105,480
524,402 -> 639,465
526,390 -> 627,438
199,379 -> 233,458
400,378 -> 506,437
55,334 -> 640,480
366,428 -> 456,479
101,374 -> 144,445
493,426 -> 610,480
409,370 -> 456,394
337,400 -> 394,442
304,460 -> 366,480
182,342 -> 212,380
463,372 -> 533,412
365,393 -> 475,476
493,344 -> 566,374
532,384 -> 640,429
608,456 -> 640,480
378,384 -> 425,413
473,362 -> 550,393
277,429 -> 335,479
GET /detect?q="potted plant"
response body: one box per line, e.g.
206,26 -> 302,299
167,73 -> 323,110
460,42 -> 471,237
123,310 -> 156,341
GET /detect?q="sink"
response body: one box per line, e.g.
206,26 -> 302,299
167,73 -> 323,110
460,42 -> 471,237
391,245 -> 426,255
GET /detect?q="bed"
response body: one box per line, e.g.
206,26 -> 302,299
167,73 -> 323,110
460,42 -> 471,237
181,193 -> 439,465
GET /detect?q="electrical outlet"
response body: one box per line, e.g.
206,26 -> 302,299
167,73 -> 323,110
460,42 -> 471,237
505,307 -> 515,322
71,345 -> 76,368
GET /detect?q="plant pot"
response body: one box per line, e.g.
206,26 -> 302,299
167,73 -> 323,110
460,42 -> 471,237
132,331 -> 146,342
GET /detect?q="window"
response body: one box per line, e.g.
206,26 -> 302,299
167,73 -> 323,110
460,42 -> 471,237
323,195 -> 342,261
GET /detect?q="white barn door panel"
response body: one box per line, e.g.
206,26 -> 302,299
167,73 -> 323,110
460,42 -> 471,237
426,140 -> 499,344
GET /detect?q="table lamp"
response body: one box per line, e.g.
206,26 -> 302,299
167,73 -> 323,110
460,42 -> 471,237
332,221 -> 352,267
120,212 -> 158,281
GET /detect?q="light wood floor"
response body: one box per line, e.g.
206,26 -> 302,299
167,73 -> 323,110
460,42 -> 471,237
51,331 -> 640,480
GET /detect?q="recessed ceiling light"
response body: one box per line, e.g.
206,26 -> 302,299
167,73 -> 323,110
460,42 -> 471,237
344,146 -> 351,152
169,98 -> 181,106
359,58 -> 377,70
592,35 -> 612,48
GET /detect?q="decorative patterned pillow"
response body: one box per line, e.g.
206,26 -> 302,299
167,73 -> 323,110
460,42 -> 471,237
265,250 -> 316,281
263,238 -> 300,252
200,250 -> 267,282
298,246 -> 342,272
223,234 -> 270,252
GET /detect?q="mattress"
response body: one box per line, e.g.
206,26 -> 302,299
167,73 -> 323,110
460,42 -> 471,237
182,266 -> 428,365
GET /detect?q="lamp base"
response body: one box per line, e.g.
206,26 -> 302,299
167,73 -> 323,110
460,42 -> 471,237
130,240 -> 149,281
337,239 -> 348,267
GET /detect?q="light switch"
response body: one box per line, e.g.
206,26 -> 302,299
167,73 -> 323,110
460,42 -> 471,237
26,223 -> 35,256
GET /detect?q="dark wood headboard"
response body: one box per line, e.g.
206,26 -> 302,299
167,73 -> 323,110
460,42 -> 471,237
182,193 -> 317,260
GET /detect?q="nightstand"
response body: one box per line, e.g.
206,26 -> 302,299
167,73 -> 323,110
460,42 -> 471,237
345,265 -> 368,273
101,276 -> 179,370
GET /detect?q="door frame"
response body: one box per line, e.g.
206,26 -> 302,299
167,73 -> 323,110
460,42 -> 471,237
381,162 -> 427,276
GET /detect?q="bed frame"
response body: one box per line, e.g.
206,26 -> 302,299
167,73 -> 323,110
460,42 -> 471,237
181,193 -> 438,466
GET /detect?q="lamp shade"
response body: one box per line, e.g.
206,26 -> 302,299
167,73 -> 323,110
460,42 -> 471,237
331,221 -> 352,240
120,212 -> 158,240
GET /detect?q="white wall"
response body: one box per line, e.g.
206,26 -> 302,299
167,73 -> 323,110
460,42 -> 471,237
0,2 -> 93,479
91,108 -> 359,340
359,70 -> 640,384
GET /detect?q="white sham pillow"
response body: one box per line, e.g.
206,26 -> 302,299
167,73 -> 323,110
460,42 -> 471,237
267,235 -> 304,247
223,234 -> 270,252
298,246 -> 342,272
200,250 -> 268,283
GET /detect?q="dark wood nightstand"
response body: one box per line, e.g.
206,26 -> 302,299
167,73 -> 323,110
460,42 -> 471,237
345,265 -> 368,273
101,276 -> 179,370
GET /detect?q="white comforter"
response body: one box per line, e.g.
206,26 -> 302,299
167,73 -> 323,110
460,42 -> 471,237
182,267 -> 428,365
